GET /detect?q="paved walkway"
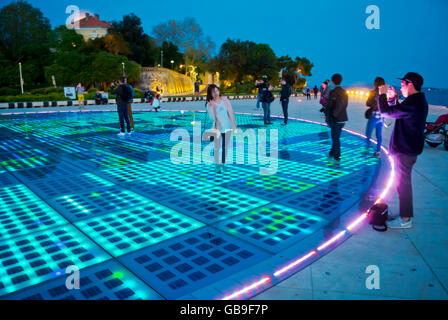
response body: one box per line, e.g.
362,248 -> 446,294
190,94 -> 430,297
2,97 -> 447,300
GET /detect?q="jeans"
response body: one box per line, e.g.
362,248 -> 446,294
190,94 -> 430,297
256,94 -> 261,109
117,104 -> 131,133
281,99 -> 289,123
262,102 -> 271,124
329,122 -> 345,159
366,116 -> 383,152
394,153 -> 417,218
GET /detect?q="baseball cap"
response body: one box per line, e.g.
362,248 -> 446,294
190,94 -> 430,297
397,72 -> 424,90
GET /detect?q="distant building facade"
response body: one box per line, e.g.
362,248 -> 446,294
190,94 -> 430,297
71,13 -> 111,41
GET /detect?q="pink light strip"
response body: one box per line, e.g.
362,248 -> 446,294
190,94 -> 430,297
346,213 -> 368,231
222,277 -> 271,300
273,251 -> 317,277
317,230 -> 347,251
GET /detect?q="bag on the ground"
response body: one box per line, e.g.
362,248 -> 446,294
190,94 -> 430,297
368,203 -> 388,232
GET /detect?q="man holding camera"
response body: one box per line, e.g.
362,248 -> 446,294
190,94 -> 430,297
255,75 -> 268,109
377,72 -> 428,229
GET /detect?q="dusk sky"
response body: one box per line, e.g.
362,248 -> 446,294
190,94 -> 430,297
2,0 -> 448,88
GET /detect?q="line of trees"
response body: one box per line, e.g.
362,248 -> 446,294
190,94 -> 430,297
0,0 -> 314,96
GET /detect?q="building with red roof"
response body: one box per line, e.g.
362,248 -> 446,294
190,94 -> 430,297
71,13 -> 112,41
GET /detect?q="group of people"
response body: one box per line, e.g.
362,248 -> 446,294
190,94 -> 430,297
319,72 -> 428,229
144,87 -> 162,112
255,75 -> 293,125
304,86 -> 319,100
106,70 -> 428,230
110,77 -> 136,136
77,79 -> 163,138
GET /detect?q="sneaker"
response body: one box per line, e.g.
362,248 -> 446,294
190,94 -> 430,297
388,217 -> 412,229
333,158 -> 341,164
126,131 -> 132,136
117,132 -> 126,137
215,164 -> 222,173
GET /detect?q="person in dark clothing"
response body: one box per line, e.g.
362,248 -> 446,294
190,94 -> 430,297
94,91 -> 102,105
306,87 -> 311,100
256,77 -> 273,124
280,78 -> 292,125
327,74 -> 348,162
365,77 -> 386,157
377,72 -> 428,229
110,77 -> 132,137
319,80 -> 331,122
255,75 -> 268,109
313,85 -> 319,99
194,81 -> 200,97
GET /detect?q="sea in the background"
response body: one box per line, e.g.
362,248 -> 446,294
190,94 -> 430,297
347,84 -> 448,108
422,88 -> 448,107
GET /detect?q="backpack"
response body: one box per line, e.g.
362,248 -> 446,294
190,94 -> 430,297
264,90 -> 275,103
121,84 -> 132,102
368,203 -> 388,232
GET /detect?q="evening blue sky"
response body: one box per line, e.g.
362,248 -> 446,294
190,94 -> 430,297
2,0 -> 448,88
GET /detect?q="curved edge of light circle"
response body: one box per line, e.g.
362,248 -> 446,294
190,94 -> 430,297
1,109 -> 395,300
222,277 -> 271,301
219,114 -> 395,300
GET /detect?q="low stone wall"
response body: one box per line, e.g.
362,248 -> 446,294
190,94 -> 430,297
137,67 -> 194,96
0,94 -> 308,109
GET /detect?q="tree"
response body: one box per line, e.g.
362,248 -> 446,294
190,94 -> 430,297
160,41 -> 184,69
112,13 -> 158,66
211,39 -> 278,83
279,55 -> 314,89
103,34 -> 131,56
0,0 -> 52,62
152,17 -> 215,69
210,39 -> 254,82
91,52 -> 140,86
50,26 -> 85,53
247,43 -> 278,82
0,1 -> 53,86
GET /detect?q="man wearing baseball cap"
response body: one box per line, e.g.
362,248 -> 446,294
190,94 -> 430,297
377,72 -> 428,229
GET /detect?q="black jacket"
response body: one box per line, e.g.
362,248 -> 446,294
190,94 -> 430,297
328,86 -> 348,122
110,84 -> 131,106
378,92 -> 428,156
280,84 -> 292,101
256,82 -> 272,103
366,89 -> 378,110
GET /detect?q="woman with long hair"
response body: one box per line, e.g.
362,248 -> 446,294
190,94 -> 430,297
206,84 -> 238,173
365,77 -> 386,157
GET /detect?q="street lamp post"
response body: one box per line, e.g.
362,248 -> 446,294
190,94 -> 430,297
171,60 -> 174,70
19,62 -> 24,94
122,62 -> 125,77
161,50 -> 164,68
